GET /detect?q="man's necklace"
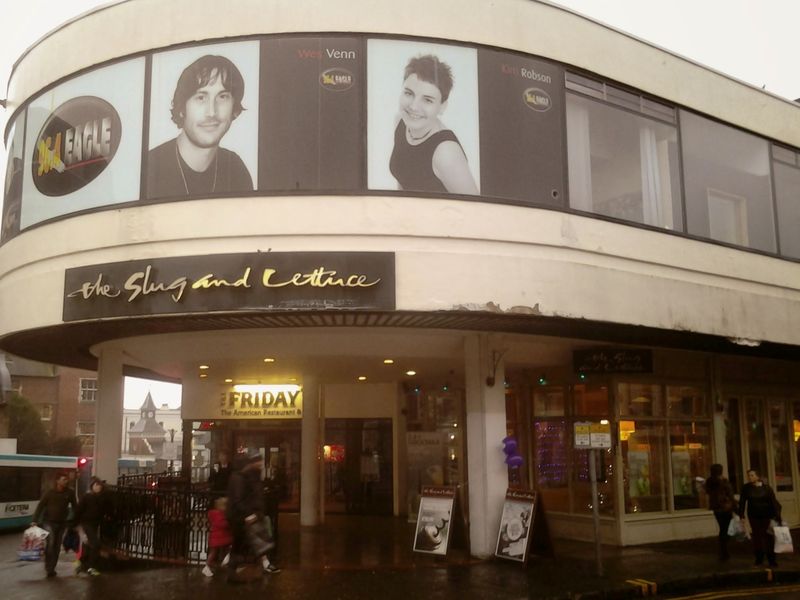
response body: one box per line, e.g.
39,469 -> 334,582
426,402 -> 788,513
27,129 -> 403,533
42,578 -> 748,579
176,143 -> 218,194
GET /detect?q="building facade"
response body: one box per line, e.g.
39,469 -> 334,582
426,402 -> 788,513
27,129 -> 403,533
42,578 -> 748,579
3,354 -> 97,455
1,0 -> 800,555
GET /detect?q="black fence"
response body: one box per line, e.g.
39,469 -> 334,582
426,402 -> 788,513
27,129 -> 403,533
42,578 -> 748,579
103,476 -> 221,565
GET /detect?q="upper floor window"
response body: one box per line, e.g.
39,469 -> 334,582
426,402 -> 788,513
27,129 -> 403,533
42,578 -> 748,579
38,404 -> 53,421
680,110 -> 776,252
565,74 -> 683,231
79,378 -> 98,403
772,144 -> 800,259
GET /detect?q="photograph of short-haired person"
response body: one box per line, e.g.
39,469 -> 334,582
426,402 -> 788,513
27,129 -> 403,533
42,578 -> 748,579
389,55 -> 478,195
147,55 -> 253,198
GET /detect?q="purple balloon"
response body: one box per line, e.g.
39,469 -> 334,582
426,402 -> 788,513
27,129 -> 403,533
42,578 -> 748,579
502,437 -> 518,454
505,454 -> 524,467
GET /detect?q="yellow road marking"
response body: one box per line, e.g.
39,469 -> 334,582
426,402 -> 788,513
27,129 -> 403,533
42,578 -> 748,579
667,583 -> 800,600
625,578 -> 657,596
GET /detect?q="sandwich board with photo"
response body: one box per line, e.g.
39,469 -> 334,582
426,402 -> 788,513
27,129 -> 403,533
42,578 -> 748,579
412,485 -> 456,556
495,489 -> 536,562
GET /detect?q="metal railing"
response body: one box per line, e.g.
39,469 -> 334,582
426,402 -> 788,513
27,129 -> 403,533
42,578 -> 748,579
102,483 -> 220,565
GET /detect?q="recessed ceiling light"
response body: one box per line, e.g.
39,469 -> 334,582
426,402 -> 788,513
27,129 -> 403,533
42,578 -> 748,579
199,365 -> 210,370
383,359 -> 394,365
288,377 -> 297,382
405,370 -> 416,376
199,373 -> 208,379
357,376 -> 367,381
263,357 -> 275,363
224,378 -> 233,383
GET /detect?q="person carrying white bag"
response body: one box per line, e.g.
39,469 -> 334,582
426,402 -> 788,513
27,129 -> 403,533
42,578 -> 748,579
18,524 -> 49,561
773,524 -> 794,554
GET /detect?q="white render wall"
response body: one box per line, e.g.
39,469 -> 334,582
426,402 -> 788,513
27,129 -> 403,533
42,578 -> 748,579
1,0 -> 800,349
1,195 -> 799,346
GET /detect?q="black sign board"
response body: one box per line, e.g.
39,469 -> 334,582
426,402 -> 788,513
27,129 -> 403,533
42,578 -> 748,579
63,251 -> 395,321
573,348 -> 653,374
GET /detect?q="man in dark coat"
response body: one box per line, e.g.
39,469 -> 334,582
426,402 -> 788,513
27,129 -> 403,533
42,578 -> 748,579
74,477 -> 108,575
32,472 -> 77,577
225,452 -> 276,581
208,451 -> 232,494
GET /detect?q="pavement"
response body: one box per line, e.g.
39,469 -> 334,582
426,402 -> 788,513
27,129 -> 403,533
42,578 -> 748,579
1,515 -> 799,599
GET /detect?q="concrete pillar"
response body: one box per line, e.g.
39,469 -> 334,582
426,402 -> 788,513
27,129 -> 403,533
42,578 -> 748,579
94,346 -> 124,483
465,334 -> 509,558
300,374 -> 320,526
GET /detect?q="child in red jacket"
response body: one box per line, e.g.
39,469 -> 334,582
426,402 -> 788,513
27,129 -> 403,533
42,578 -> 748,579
203,497 -> 233,577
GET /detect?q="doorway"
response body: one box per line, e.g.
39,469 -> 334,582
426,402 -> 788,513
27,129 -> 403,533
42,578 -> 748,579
324,418 -> 393,515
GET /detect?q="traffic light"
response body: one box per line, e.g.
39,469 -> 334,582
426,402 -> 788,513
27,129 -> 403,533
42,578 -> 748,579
76,456 -> 93,494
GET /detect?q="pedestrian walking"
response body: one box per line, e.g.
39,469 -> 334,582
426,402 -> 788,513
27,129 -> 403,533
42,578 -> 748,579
704,464 -> 735,561
31,471 -> 78,578
208,451 -> 232,494
202,496 -> 233,577
738,468 -> 782,567
226,451 -> 278,582
74,476 -> 108,576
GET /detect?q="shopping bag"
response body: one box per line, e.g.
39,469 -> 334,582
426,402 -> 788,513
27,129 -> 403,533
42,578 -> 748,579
245,518 -> 275,556
727,515 -> 748,541
773,525 -> 794,554
63,527 -> 80,553
18,525 -> 49,561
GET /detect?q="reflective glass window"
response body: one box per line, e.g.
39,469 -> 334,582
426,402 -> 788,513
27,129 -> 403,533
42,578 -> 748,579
622,422 -> 667,513
566,93 -> 683,231
681,110 -> 776,252
670,422 -> 711,509
773,160 -> 800,259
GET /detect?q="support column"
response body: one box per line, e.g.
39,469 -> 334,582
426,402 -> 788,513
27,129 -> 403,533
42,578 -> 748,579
465,334 -> 509,558
300,375 -> 320,526
94,346 -> 124,483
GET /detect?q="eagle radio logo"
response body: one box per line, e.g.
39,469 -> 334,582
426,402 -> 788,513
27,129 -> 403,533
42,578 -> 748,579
319,68 -> 354,92
32,96 -> 121,196
522,88 -> 552,112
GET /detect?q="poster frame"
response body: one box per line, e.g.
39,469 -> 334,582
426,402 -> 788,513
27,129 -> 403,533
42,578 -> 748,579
494,488 -> 536,563
412,485 -> 456,556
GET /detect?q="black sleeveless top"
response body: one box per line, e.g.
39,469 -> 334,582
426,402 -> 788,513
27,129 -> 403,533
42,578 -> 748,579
389,121 -> 463,193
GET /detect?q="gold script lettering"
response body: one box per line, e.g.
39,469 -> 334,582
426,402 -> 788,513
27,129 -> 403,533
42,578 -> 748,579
124,265 -> 188,303
66,273 -> 121,300
262,267 -> 380,288
192,267 -> 251,290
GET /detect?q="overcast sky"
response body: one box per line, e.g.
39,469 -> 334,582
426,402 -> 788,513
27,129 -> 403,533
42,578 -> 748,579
2,0 -> 798,406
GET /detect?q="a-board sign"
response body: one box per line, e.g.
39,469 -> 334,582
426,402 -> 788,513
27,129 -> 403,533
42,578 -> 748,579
495,489 -> 536,562
413,486 -> 456,556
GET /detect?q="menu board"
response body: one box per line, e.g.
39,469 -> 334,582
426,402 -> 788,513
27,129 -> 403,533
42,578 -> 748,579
495,489 -> 537,563
412,485 -> 455,556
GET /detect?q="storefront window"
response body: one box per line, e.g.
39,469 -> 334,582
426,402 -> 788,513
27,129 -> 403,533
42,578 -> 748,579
769,400 -> 793,491
572,446 -> 615,516
533,420 -> 569,511
622,422 -> 667,513
745,398 -> 768,479
793,402 -> 800,487
405,389 -> 465,517
574,383 -> 609,416
618,383 -> 663,417
669,422 -> 711,509
667,385 -> 707,418
533,386 -> 565,416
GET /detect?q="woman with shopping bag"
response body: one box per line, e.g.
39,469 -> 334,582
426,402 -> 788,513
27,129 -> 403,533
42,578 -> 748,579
738,469 -> 782,567
704,464 -> 736,561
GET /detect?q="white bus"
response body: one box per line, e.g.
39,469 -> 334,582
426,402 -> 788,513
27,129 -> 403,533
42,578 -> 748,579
0,454 -> 78,531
